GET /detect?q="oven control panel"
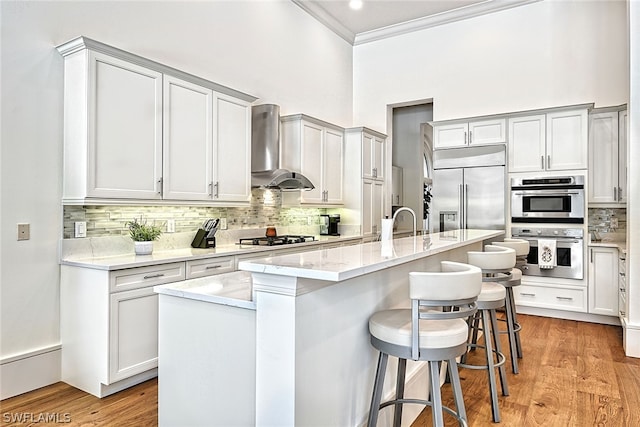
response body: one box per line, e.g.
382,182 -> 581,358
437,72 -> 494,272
511,227 -> 583,239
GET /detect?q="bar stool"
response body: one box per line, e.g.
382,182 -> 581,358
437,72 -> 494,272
492,238 -> 530,374
367,261 -> 482,427
462,244 -> 516,423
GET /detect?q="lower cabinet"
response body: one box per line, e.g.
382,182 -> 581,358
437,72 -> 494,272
588,246 -> 619,316
513,283 -> 587,312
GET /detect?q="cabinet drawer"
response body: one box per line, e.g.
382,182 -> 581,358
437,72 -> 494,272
186,257 -> 234,279
110,262 -> 186,292
514,283 -> 587,312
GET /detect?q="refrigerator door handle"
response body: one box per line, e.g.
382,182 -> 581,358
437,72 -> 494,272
458,184 -> 464,229
463,183 -> 469,229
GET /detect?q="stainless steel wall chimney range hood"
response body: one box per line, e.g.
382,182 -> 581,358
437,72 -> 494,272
251,104 -> 315,191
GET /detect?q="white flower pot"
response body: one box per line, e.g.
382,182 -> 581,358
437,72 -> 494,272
134,241 -> 153,255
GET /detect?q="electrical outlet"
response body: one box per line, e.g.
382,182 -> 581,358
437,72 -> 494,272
307,216 -> 313,226
220,218 -> 228,230
17,223 -> 30,240
74,221 -> 87,238
167,219 -> 176,233
611,217 -> 619,229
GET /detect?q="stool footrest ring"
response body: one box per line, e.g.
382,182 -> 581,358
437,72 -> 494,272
459,344 -> 507,370
379,398 -> 468,427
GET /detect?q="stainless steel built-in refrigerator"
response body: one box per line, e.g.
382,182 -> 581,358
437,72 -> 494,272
432,145 -> 506,232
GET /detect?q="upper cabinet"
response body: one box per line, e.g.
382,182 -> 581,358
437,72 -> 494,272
281,115 -> 345,206
588,107 -> 627,205
509,107 -> 589,173
433,118 -> 506,149
361,129 -> 385,180
57,36 -> 256,205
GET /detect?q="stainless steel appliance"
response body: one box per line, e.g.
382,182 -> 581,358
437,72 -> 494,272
251,104 -> 315,190
320,214 -> 340,236
511,227 -> 584,279
511,175 -> 584,223
432,145 -> 506,232
238,234 -> 315,246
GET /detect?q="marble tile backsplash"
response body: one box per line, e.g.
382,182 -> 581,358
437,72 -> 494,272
63,189 -> 327,239
588,207 -> 626,233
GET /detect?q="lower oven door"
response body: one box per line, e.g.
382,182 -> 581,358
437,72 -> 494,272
519,236 -> 584,280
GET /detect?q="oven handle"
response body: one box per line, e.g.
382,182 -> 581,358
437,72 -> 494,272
511,191 -> 581,196
515,238 -> 582,244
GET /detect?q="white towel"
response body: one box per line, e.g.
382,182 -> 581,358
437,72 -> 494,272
538,239 -> 557,269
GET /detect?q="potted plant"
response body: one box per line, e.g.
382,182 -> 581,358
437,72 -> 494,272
126,217 -> 162,255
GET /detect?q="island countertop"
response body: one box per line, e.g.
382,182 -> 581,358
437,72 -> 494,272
238,229 -> 504,282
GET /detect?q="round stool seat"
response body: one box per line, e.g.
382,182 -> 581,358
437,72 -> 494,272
478,282 -> 506,303
494,239 -> 530,257
503,268 -> 522,287
467,245 -> 516,272
369,310 -> 469,350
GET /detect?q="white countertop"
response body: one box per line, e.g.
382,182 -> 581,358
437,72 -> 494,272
60,235 -> 362,270
239,229 -> 503,282
154,270 -> 255,310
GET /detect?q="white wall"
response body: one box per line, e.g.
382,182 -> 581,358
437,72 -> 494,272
0,0 -> 353,397
353,0 -> 628,130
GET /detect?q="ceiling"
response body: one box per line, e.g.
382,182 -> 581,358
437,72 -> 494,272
292,0 -> 540,45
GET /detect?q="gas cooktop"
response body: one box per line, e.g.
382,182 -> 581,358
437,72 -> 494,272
238,235 -> 316,246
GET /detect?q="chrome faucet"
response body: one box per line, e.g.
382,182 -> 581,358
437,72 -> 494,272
392,207 -> 417,238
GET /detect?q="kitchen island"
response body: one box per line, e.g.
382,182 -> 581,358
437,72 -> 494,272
154,229 -> 503,426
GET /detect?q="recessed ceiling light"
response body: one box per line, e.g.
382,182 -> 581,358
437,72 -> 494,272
349,0 -> 363,10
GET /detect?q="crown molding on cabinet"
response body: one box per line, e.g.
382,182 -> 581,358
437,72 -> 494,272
293,0 -> 542,46
56,36 -> 258,103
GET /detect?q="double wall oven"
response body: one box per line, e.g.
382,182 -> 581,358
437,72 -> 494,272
510,175 -> 585,280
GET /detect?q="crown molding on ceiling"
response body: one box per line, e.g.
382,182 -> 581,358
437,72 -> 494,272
293,0 -> 542,46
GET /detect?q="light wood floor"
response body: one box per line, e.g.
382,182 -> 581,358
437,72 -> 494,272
1,314 -> 639,426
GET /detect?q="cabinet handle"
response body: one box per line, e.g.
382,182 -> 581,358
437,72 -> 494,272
143,273 -> 165,279
590,248 -> 593,263
206,265 -> 222,270
556,296 -> 573,301
547,155 -> 551,169
614,187 -> 618,201
541,156 -> 544,169
618,186 -> 623,200
157,177 -> 163,195
520,292 -> 536,297
208,182 -> 213,197
373,167 -> 377,178
464,131 -> 468,144
469,130 -> 472,143
214,182 -> 219,198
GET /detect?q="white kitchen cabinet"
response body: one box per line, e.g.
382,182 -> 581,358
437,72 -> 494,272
509,108 -> 588,172
359,129 -> 386,180
588,108 -> 627,204
61,262 -> 186,397
281,114 -> 344,206
619,250 -> 627,322
362,179 -> 384,237
588,246 -> 619,316
186,256 -> 235,279
433,118 -> 506,149
59,48 -> 163,202
514,283 -> 587,312
58,36 -> 256,205
163,75 -> 213,200
109,287 -> 158,383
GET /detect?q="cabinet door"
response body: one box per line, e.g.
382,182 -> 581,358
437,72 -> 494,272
618,110 -> 628,204
433,122 -> 468,149
373,135 -> 385,180
214,93 -> 252,202
546,109 -> 588,170
163,76 -> 213,200
299,121 -> 324,204
323,128 -> 344,204
362,133 -> 374,179
88,52 -> 163,199
109,287 -> 158,383
588,247 -> 619,316
468,118 -> 506,145
362,179 -> 384,236
588,112 -> 619,204
508,115 -> 546,173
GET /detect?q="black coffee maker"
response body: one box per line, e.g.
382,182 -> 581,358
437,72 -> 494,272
320,214 -> 340,236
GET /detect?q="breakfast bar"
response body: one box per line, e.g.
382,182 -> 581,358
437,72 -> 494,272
155,229 -> 503,426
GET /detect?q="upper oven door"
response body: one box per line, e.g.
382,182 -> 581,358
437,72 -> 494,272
511,189 -> 584,223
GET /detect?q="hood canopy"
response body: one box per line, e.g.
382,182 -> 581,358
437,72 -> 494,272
251,104 -> 314,191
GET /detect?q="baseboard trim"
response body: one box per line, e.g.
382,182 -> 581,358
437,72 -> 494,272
1,345 -> 62,400
516,305 -> 621,326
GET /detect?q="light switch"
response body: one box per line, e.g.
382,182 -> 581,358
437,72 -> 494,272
74,221 -> 87,238
220,218 -> 228,230
17,223 -> 30,240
